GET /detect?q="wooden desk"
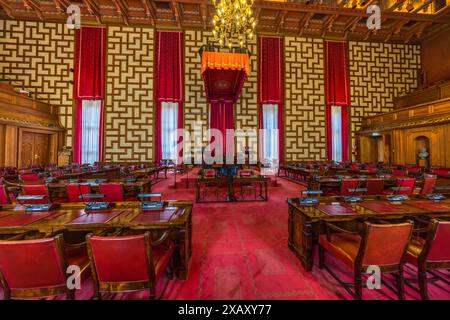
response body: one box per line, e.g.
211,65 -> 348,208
287,196 -> 450,272
59,167 -> 121,180
0,201 -> 193,279
196,175 -> 268,203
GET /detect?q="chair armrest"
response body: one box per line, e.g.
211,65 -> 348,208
323,221 -> 360,241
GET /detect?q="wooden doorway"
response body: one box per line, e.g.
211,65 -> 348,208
20,131 -> 51,167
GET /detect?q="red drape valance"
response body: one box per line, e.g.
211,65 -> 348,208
258,36 -> 284,163
325,41 -> 350,162
154,31 -> 184,163
155,31 -> 184,103
325,41 -> 350,107
73,27 -> 106,163
258,37 -> 284,105
74,27 -> 106,100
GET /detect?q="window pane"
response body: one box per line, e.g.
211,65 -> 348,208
262,104 -> 279,162
161,102 -> 178,162
331,105 -> 342,162
81,100 -> 101,164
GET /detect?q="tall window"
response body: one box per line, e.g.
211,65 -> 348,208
331,105 -> 343,162
262,104 -> 279,161
161,101 -> 179,162
81,100 -> 101,164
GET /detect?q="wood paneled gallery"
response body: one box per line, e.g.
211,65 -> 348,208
0,87 -> 65,167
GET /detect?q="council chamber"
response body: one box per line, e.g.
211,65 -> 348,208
0,0 -> 450,302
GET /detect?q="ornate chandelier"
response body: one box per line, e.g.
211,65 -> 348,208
212,0 -> 256,49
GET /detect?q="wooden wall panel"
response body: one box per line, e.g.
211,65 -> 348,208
422,27 -> 450,85
349,42 -> 421,158
0,19 -> 74,146
284,37 -> 326,161
104,26 -> 154,162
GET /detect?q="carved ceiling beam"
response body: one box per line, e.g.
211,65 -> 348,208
82,0 -> 102,23
321,13 -> 338,37
141,0 -> 156,25
276,10 -> 288,34
112,0 -> 129,25
388,0 -> 406,11
53,0 -> 70,13
384,19 -> 409,42
171,1 -> 182,28
23,0 -> 44,21
299,11 -> 314,35
200,3 -> 208,30
404,20 -> 432,43
412,0 -> 433,13
0,0 -> 14,18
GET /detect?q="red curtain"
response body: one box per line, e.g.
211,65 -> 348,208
73,27 -> 106,163
154,31 -> 184,162
258,36 -> 284,162
325,41 -> 350,161
210,101 -> 234,157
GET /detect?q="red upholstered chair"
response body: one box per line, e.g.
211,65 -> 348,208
406,219 -> 450,300
19,173 -> 41,183
87,232 -> 174,300
238,169 -> 257,199
364,179 -> 385,196
319,221 -> 413,300
0,185 -> 11,205
0,235 -> 89,300
98,183 -> 125,202
66,184 -> 94,203
21,185 -> 49,204
336,179 -> 361,196
419,176 -> 437,195
383,178 -> 415,196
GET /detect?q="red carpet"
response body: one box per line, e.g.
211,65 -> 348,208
1,172 -> 449,300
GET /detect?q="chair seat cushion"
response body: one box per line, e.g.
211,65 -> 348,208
153,242 -> 174,281
319,233 -> 361,271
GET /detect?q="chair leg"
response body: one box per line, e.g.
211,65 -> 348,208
418,270 -> 429,300
396,269 -> 405,300
318,245 -> 325,269
149,284 -> 156,300
92,286 -> 101,300
354,272 -> 363,300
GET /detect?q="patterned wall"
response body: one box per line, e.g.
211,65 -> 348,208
284,37 -> 326,161
0,20 -> 421,163
349,42 -> 420,153
184,30 -> 259,160
0,19 -> 74,146
104,26 -> 154,162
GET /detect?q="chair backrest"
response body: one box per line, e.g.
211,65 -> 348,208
19,173 -> 41,182
365,179 -> 385,196
66,184 -> 92,203
392,169 -> 407,177
423,220 -> 450,263
360,222 -> 412,268
87,234 -> 150,283
395,178 -> 415,195
420,176 -> 437,195
340,179 -> 361,196
99,183 -> 124,202
21,185 -> 49,204
0,237 -> 68,298
0,185 -> 10,205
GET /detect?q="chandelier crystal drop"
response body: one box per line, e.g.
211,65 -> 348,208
212,0 -> 256,48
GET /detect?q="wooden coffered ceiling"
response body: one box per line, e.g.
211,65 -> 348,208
0,0 -> 449,44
